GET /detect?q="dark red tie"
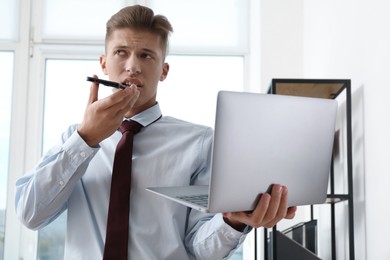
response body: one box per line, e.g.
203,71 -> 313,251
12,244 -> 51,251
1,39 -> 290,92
103,120 -> 142,260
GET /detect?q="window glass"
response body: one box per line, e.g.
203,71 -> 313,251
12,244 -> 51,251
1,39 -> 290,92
43,59 -> 109,151
0,52 -> 14,260
41,0 -> 249,49
158,55 -> 244,127
41,0 -> 123,41
148,0 -> 248,51
0,0 -> 19,40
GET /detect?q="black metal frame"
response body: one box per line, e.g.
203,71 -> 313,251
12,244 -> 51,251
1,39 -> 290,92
258,79 -> 354,260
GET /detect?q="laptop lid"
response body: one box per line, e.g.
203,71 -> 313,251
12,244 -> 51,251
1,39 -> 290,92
207,91 -> 337,213
147,91 -> 337,213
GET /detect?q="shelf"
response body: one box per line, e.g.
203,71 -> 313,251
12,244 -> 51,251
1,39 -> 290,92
326,194 -> 350,204
264,78 -> 355,260
269,230 -> 321,260
268,78 -> 350,100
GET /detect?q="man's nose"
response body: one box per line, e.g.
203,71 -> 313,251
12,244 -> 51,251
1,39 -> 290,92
125,55 -> 141,76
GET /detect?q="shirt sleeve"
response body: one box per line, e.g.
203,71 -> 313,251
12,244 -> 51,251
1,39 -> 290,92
186,212 -> 251,259
14,125 -> 99,230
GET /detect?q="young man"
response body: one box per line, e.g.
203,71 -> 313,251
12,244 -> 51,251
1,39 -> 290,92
15,5 -> 296,259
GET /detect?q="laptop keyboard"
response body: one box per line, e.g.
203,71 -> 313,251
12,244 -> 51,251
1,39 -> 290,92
176,194 -> 209,207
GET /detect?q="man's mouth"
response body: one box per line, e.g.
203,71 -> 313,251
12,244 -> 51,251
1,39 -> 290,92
122,78 -> 142,89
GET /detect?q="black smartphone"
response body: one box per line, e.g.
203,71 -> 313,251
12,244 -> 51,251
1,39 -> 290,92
86,76 -> 126,89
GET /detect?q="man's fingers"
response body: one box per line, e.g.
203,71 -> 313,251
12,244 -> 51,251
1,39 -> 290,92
98,84 -> 139,115
253,185 -> 283,224
224,192 -> 272,227
223,185 -> 297,230
88,80 -> 99,104
245,192 -> 271,226
285,206 -> 297,219
262,186 -> 290,228
126,84 -> 140,108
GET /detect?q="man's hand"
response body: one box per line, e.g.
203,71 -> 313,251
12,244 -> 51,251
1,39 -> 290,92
77,78 -> 140,147
222,184 -> 297,231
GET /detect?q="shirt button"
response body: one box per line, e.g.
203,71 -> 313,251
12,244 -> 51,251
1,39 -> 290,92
59,180 -> 64,186
80,151 -> 86,157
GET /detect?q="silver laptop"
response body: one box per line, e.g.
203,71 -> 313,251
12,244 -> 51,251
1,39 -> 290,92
146,91 -> 337,213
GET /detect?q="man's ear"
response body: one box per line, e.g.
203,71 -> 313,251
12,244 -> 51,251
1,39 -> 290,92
100,55 -> 108,75
160,63 -> 169,81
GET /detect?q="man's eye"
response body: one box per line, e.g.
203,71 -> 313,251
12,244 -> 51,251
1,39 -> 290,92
114,50 -> 126,56
141,53 -> 152,59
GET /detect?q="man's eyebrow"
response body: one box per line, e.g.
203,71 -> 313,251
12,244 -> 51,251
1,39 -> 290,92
112,45 -> 129,49
141,48 -> 158,55
111,45 -> 158,55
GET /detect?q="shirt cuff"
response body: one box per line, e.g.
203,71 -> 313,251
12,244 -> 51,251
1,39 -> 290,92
62,130 -> 99,168
217,213 -> 252,236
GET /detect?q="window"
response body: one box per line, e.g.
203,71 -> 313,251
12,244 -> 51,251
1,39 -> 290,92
0,0 -> 19,40
43,59 -> 109,151
149,0 -> 248,52
41,0 -> 122,41
158,55 -> 244,127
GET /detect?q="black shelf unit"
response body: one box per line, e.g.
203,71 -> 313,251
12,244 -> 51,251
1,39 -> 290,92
261,79 -> 354,260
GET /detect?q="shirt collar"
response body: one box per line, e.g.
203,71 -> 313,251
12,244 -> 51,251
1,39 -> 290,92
129,103 -> 162,127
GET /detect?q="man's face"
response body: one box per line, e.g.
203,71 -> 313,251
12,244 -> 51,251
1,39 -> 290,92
100,28 -> 169,117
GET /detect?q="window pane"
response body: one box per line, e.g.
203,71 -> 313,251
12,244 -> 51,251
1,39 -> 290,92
43,59 -> 109,151
0,52 -> 14,260
42,0 -> 124,41
157,55 -> 244,127
149,0 -> 248,51
0,0 -> 19,40
39,59 -> 108,259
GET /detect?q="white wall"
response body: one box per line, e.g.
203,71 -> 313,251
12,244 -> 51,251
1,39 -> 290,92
303,0 -> 390,259
261,0 -> 390,259
303,1 -> 366,259
260,0 -> 304,91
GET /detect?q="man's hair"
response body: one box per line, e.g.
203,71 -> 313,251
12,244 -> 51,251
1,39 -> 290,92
105,5 -> 173,58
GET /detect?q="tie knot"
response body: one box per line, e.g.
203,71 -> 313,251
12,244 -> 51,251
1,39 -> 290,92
119,120 -> 143,135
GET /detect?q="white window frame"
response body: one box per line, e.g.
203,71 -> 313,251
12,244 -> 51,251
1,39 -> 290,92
3,0 -> 262,259
3,0 -> 33,258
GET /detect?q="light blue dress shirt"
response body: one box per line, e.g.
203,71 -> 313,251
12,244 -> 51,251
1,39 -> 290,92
15,103 -> 249,259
